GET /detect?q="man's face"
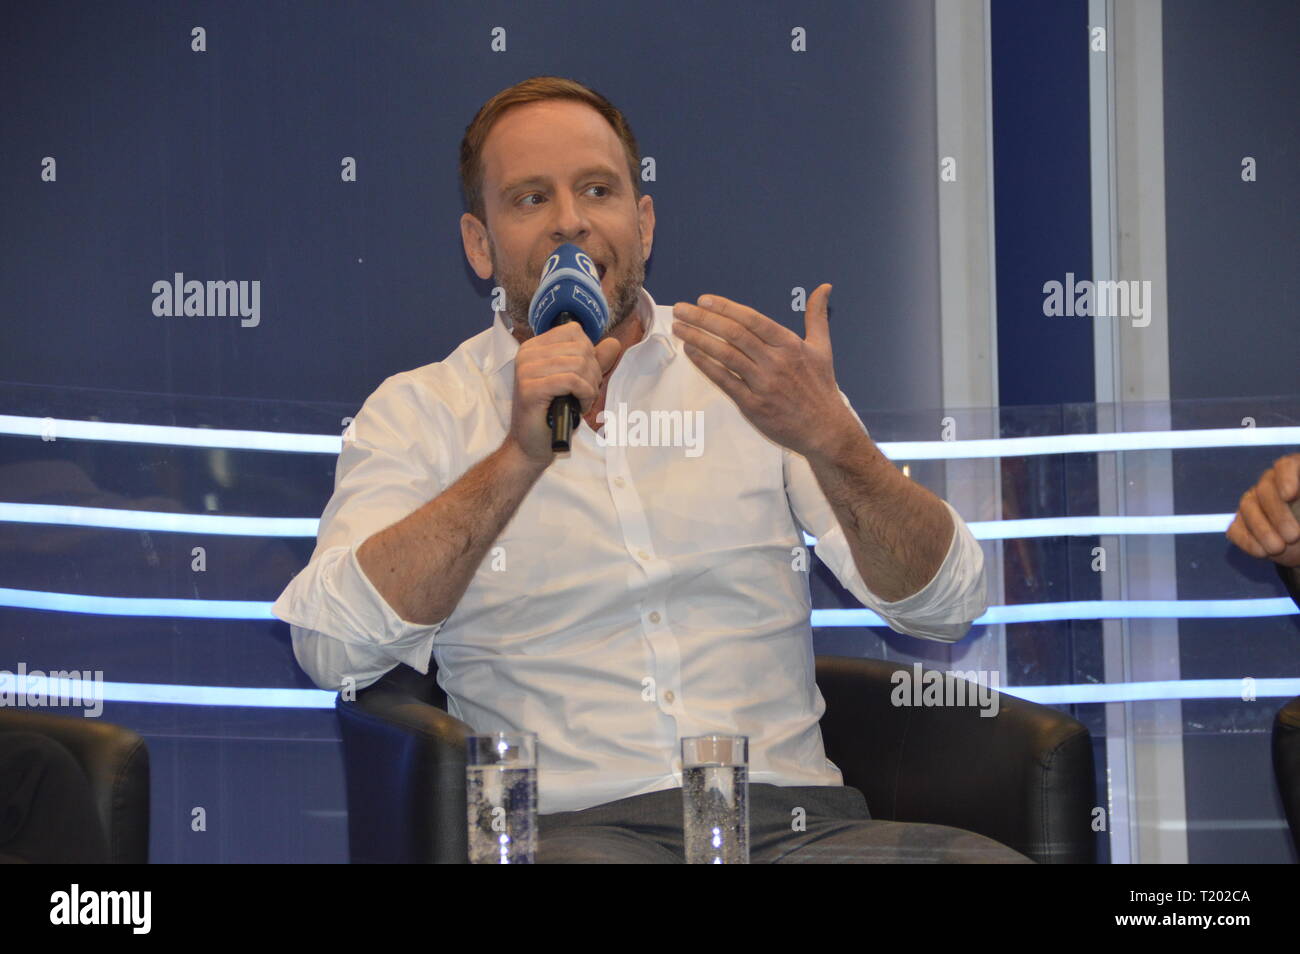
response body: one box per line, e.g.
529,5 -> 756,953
461,99 -> 655,339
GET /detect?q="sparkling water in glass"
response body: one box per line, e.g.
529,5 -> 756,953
466,732 -> 537,864
681,734 -> 749,864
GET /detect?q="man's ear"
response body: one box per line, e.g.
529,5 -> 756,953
637,193 -> 655,262
461,212 -> 493,280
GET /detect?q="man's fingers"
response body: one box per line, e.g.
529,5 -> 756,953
694,295 -> 780,344
521,350 -> 599,379
594,337 -> 623,374
543,321 -> 590,342
1227,516 -> 1266,558
804,283 -> 832,351
524,327 -> 604,375
1257,471 -> 1300,545
680,295 -> 789,348
546,372 -> 597,408
530,322 -> 594,353
519,351 -> 602,400
673,316 -> 763,386
1275,454 -> 1300,501
1239,489 -> 1288,555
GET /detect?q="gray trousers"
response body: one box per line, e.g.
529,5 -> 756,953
538,783 -> 1034,863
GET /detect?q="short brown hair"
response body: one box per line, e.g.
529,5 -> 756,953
459,76 -> 643,225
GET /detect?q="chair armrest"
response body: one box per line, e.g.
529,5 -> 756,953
1274,696 -> 1300,859
336,669 -> 474,864
1277,563 -> 1300,610
0,709 -> 150,864
816,655 -> 1096,863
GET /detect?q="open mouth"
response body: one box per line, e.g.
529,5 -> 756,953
596,263 -> 607,280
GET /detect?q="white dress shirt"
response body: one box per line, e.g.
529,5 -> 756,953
273,287 -> 987,813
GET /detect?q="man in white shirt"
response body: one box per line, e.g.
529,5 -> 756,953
274,75 -> 1030,863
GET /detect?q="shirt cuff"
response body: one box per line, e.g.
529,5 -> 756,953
815,500 -> 987,641
272,538 -> 446,674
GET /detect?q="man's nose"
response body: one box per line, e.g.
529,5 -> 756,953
549,190 -> 590,243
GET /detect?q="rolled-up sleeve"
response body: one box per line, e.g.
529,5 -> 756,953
784,391 -> 988,642
272,374 -> 451,692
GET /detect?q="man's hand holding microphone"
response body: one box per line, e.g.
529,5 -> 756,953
504,244 -> 621,463
507,319 -> 621,466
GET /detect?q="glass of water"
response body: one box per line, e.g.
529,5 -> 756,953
681,734 -> 749,864
466,731 -> 538,864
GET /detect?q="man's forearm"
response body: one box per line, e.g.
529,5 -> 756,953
804,425 -> 954,603
356,439 -> 549,625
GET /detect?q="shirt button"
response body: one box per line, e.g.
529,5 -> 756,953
638,550 -> 650,560
649,611 -> 661,624
613,476 -> 625,488
664,689 -> 676,703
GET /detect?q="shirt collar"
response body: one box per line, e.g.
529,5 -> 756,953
481,286 -> 673,379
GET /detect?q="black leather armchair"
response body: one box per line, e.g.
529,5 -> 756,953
1270,565 -> 1300,859
1275,695 -> 1300,858
337,655 -> 1097,863
0,709 -> 150,863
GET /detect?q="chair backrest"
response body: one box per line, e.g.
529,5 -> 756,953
815,655 -> 1097,863
0,709 -> 150,863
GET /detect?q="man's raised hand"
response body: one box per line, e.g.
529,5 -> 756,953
671,283 -> 858,460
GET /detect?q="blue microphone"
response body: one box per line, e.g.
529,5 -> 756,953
527,243 -> 610,451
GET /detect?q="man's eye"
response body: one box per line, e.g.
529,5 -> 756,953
518,194 -> 543,207
587,185 -> 610,197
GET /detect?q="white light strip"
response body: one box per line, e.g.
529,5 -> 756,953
3,675 -> 334,708
879,426 -> 1300,460
2,413 -> 1298,460
0,587 -> 275,618
803,512 -> 1235,547
1004,678 -> 1300,705
4,674 -> 1294,711
1,587 -> 1294,624
0,502 -> 318,536
810,597 -> 1297,627
4,504 -> 1238,542
965,512 -> 1233,539
0,414 -> 341,454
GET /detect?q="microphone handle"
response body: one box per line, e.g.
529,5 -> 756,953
547,312 -> 582,452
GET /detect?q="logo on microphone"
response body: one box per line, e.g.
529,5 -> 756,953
571,286 -> 603,324
530,285 -> 559,322
528,243 -> 609,340
574,252 -> 598,282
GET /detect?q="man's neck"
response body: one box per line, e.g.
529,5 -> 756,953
605,306 -> 646,352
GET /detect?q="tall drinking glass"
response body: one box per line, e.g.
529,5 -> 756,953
466,731 -> 538,864
681,734 -> 749,864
